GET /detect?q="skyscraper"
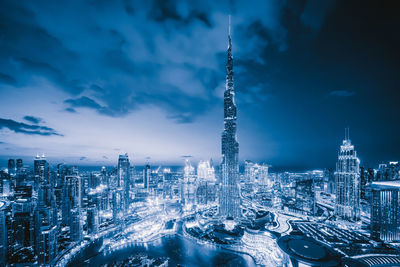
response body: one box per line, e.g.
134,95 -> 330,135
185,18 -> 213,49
197,160 -> 216,182
117,154 -> 130,211
7,159 -> 15,176
219,17 -> 241,219
371,180 -> 400,242
143,164 -> 150,191
34,155 -> 49,188
335,129 -> 361,221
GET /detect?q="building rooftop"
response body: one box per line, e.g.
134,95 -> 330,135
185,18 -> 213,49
371,180 -> 400,189
278,235 -> 343,266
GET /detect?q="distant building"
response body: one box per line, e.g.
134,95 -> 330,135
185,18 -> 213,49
16,159 -> 23,172
197,160 -> 215,182
196,160 -> 217,205
335,129 -> 361,221
244,161 -> 270,186
7,159 -> 15,176
34,155 -> 49,187
143,164 -> 151,190
0,201 -> 9,264
64,175 -> 82,241
376,162 -> 399,181
87,206 -> 99,234
182,160 -> 196,209
360,166 -> 367,200
295,178 -> 316,215
12,186 -> 35,251
371,180 -> 400,242
117,154 -> 130,211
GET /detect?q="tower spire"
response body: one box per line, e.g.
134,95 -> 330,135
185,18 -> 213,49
228,14 -> 231,36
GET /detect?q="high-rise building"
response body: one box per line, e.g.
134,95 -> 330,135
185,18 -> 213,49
7,159 -> 15,176
16,159 -> 23,171
244,161 -> 270,186
63,175 -> 82,241
12,186 -> 35,251
182,160 -> 196,209
197,160 -> 216,182
87,206 -> 99,234
360,166 -> 367,200
371,180 -> 400,242
0,201 -> 9,264
335,129 -> 361,221
118,154 -> 130,211
34,155 -> 49,187
376,162 -> 399,181
143,164 -> 150,190
219,17 -> 241,219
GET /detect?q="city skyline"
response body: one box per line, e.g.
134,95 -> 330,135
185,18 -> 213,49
1,0 -> 399,169
1,1 -> 400,266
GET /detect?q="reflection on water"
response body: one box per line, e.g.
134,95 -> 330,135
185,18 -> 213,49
86,234 -> 256,267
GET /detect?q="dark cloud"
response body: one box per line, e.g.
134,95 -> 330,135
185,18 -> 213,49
0,0 -> 399,167
0,1 -> 81,94
64,107 -> 77,113
64,96 -> 114,116
80,157 -> 87,161
0,73 -> 16,85
0,118 -> 62,136
23,116 -> 43,124
329,90 -> 355,97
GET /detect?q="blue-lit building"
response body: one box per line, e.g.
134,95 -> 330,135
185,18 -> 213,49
371,180 -> 400,242
117,153 -> 130,211
335,130 -> 361,221
219,18 -> 241,219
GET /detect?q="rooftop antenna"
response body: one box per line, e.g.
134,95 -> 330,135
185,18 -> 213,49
228,14 -> 231,36
344,127 -> 350,140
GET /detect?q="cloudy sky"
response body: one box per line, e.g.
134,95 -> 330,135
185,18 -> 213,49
0,0 -> 399,169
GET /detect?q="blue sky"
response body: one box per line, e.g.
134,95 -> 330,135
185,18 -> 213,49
0,0 -> 399,169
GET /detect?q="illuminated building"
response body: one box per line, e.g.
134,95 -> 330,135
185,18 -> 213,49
335,129 -> 361,221
376,162 -> 399,181
197,160 -> 216,182
64,175 -> 82,241
36,175 -> 57,265
371,180 -> 400,242
219,17 -> 241,219
16,159 -> 23,172
34,155 -> 49,188
117,154 -> 130,210
295,178 -> 316,215
196,160 -> 217,205
182,160 -> 196,209
245,161 -> 270,186
0,201 -> 9,263
12,185 -> 35,260
7,159 -> 15,176
36,224 -> 57,265
143,164 -> 151,190
323,169 -> 335,194
87,206 -> 99,234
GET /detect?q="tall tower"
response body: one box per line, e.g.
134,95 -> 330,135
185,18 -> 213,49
335,128 -> 361,221
219,16 -> 241,219
117,154 -> 130,211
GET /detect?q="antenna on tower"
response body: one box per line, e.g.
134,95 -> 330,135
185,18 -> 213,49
344,127 -> 350,140
228,14 -> 231,36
